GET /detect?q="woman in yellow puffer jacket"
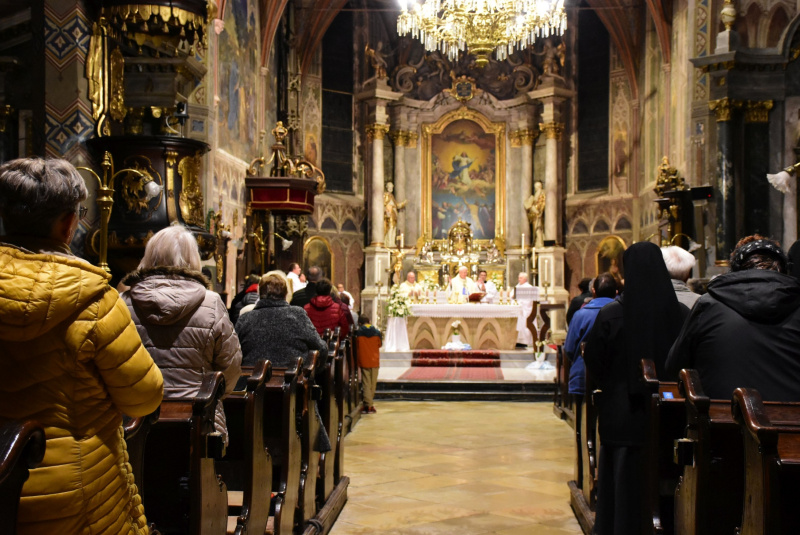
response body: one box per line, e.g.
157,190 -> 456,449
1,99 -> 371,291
0,158 -> 164,534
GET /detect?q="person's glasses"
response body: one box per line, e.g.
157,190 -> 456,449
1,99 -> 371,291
78,205 -> 88,220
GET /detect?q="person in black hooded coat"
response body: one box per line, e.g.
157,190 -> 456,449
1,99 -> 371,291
583,241 -> 689,535
666,235 -> 800,401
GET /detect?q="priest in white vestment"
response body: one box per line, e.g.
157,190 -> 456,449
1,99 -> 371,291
475,269 -> 498,303
514,272 -> 535,347
398,271 -> 422,299
448,266 -> 478,304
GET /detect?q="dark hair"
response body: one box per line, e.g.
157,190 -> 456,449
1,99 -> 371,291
307,265 -> 322,282
593,272 -> 618,299
259,273 -> 288,300
245,274 -> 260,286
478,269 -> 487,276
316,278 -> 333,297
289,262 -> 300,270
358,314 -> 370,325
340,293 -> 350,305
730,234 -> 787,273
577,277 -> 592,293
0,157 -> 88,237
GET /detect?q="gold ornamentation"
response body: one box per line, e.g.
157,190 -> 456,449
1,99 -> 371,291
120,156 -> 163,214
178,154 -> 205,227
125,108 -> 145,135
248,121 -> 326,194
366,123 -> 390,143
447,75 -> 481,103
421,108 -> 506,248
0,105 -> 14,134
510,128 -> 539,147
406,131 -> 419,148
389,130 -> 419,148
720,0 -> 737,32
709,97 -> 742,122
654,156 -> 686,197
109,48 -> 126,122
86,20 -> 109,137
165,150 -> 178,223
539,122 -> 564,140
744,100 -> 773,123
364,44 -> 388,79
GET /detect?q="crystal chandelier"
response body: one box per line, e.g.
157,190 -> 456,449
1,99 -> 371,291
397,0 -> 566,68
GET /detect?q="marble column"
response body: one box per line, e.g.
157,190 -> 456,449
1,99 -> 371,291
743,101 -> 773,237
512,128 -> 537,248
709,97 -> 740,264
539,121 -> 564,242
367,123 -> 389,246
390,130 -> 407,237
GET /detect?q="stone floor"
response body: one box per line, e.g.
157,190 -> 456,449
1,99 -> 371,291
330,401 -> 583,534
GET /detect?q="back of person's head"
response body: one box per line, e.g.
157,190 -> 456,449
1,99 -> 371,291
358,314 -> 370,325
340,294 -> 350,305
593,273 -> 618,299
661,246 -> 696,281
789,240 -> 800,279
0,157 -> 88,238
730,234 -> 788,274
307,265 -> 322,283
139,224 -> 201,271
245,273 -> 260,286
259,272 -> 288,300
316,278 -> 333,297
577,277 -> 592,294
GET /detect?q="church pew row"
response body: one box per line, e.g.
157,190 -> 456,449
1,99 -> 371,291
732,388 -> 800,535
138,372 -> 229,535
218,359 -> 273,535
553,345 -> 575,427
345,333 -> 362,432
0,419 -> 46,535
318,330 -> 341,505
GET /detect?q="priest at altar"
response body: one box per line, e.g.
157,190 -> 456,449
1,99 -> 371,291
448,266 -> 478,304
398,271 -> 422,298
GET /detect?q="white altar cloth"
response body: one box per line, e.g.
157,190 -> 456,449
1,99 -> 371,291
384,317 -> 410,351
409,303 -> 522,318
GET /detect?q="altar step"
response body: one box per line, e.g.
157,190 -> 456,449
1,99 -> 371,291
375,378 -> 554,402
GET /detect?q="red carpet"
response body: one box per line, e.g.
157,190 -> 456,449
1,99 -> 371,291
398,367 -> 504,381
411,350 -> 501,368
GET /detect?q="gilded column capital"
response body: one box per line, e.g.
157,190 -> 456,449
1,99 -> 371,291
405,131 -> 418,148
389,130 -> 406,146
366,123 -> 390,143
744,100 -> 773,123
510,128 -> 539,147
709,97 -> 742,122
539,122 -> 564,140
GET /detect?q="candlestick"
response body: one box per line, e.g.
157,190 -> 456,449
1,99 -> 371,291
543,258 -> 550,285
400,233 -> 404,249
521,233 -> 525,250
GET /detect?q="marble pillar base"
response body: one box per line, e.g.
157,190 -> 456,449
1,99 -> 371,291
363,246 -> 391,325
535,246 -> 570,341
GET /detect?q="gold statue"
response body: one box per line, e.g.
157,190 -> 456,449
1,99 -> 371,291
383,182 -> 407,247
524,180 -> 545,247
365,42 -> 388,79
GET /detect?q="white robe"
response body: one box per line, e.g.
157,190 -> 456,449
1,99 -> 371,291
514,282 -> 535,346
287,272 -> 306,294
398,281 -> 422,298
476,280 -> 498,303
448,276 -> 478,304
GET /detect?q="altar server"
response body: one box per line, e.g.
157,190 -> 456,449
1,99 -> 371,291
476,269 -> 498,303
514,272 -> 535,347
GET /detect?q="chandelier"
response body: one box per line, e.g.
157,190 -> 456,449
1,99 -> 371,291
397,0 -> 566,68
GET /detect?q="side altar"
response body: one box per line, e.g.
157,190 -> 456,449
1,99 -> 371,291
406,303 -> 521,350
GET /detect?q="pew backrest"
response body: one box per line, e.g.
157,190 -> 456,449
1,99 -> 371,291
0,420 -> 45,535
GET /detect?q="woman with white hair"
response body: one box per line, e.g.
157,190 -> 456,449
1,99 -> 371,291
660,245 -> 700,308
121,224 -> 242,443
0,157 -> 163,534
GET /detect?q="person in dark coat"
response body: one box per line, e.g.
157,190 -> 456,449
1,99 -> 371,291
290,265 -> 322,307
235,272 -> 331,452
583,242 -> 688,535
304,278 -> 350,337
564,273 -> 617,396
666,235 -> 800,401
229,272 -> 260,324
567,277 -> 592,326
236,272 -> 328,368
788,239 -> 800,280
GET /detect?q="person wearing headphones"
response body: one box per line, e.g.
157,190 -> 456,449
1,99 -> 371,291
666,234 -> 800,401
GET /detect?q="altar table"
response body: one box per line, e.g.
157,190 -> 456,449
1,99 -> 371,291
406,304 -> 522,350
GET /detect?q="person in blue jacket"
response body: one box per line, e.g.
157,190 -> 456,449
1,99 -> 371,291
564,272 -> 618,395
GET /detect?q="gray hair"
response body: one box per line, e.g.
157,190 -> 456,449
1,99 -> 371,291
661,245 -> 696,281
139,224 -> 201,271
0,158 -> 88,237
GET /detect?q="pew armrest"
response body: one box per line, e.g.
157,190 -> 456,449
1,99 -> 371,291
679,369 -> 710,413
732,388 -> 800,447
641,359 -> 659,393
0,420 -> 46,480
247,359 -> 273,393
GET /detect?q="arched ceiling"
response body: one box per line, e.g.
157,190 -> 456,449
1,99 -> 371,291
259,0 -> 673,100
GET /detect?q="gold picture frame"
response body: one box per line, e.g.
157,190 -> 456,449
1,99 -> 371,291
421,108 -> 506,247
303,235 -> 334,281
596,235 -> 627,279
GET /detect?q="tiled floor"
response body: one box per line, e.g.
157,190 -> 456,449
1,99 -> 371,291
330,401 -> 583,534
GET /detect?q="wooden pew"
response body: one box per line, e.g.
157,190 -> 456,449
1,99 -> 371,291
345,333 -> 362,432
673,369 -> 744,535
0,420 -> 45,535
297,350 -> 323,525
732,388 -> 800,535
568,344 -> 599,535
319,330 -> 341,505
553,344 -> 574,426
219,359 -> 273,535
264,359 -> 303,535
333,336 -> 348,483
641,359 -> 684,535
139,372 -> 228,535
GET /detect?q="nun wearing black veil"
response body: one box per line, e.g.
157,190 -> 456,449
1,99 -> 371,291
583,241 -> 690,535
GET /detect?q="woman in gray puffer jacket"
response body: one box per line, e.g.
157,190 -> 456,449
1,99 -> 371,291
121,225 -> 242,443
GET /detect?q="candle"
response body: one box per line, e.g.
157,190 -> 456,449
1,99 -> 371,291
400,233 -> 404,249
521,233 -> 525,250
543,258 -> 550,285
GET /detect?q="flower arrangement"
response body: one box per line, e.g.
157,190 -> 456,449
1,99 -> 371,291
490,272 -> 504,289
451,320 -> 462,335
418,277 -> 439,292
387,285 -> 411,318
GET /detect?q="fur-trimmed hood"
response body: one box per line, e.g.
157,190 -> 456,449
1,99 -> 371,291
122,266 -> 210,326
